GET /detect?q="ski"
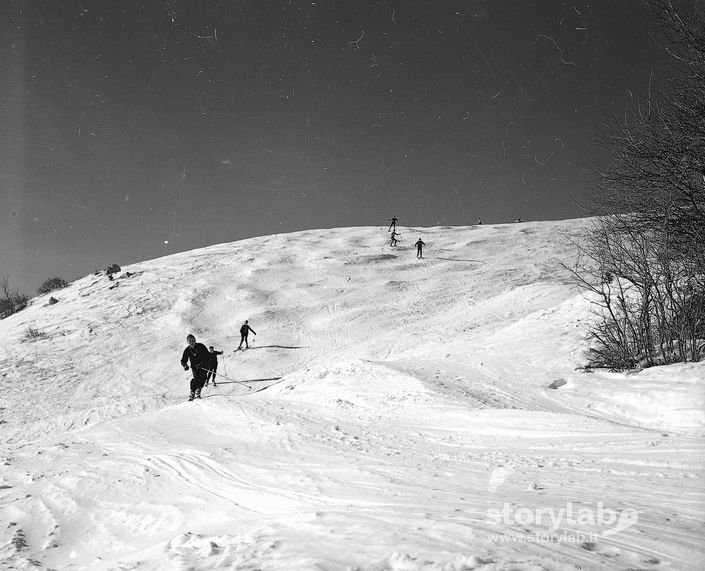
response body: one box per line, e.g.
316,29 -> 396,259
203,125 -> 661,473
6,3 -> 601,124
243,377 -> 287,394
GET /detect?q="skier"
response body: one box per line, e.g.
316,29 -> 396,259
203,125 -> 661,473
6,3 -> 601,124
415,237 -> 426,259
387,216 -> 398,232
181,334 -> 210,401
238,320 -> 257,349
205,346 -> 223,387
390,230 -> 401,247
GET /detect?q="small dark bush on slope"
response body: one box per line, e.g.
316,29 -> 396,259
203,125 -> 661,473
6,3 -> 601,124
37,277 -> 69,295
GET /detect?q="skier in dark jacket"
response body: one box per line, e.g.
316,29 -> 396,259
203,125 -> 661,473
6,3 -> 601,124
415,238 -> 426,259
387,216 -> 398,232
181,334 -> 210,400
205,346 -> 223,387
238,320 -> 257,349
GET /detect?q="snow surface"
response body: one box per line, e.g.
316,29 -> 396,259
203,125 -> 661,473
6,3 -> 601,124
1,219 -> 703,570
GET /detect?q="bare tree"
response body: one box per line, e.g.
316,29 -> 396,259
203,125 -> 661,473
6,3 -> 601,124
574,0 -> 705,370
0,274 -> 29,319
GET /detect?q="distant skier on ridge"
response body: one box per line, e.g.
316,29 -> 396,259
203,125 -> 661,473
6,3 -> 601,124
181,334 -> 210,401
205,346 -> 224,387
238,320 -> 257,350
387,216 -> 398,232
415,237 -> 426,259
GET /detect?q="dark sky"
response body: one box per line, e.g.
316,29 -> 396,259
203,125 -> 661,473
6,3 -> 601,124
1,1 -> 668,293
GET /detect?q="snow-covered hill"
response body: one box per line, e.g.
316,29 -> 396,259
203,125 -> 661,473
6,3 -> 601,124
1,219 -> 703,570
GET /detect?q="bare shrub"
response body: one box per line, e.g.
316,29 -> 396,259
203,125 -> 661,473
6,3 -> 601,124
569,217 -> 703,370
23,326 -> 47,341
37,277 -> 69,295
0,275 -> 28,319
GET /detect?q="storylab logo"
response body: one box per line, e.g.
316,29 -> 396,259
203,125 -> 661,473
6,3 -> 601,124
486,502 -> 640,539
485,467 -> 639,542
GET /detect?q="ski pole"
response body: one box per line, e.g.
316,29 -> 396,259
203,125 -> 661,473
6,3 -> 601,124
197,367 -> 253,391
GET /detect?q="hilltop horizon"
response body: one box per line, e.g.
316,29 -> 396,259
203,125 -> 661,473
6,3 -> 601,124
9,216 -> 590,296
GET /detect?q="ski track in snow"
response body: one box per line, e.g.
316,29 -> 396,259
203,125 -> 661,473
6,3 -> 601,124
0,219 -> 703,570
